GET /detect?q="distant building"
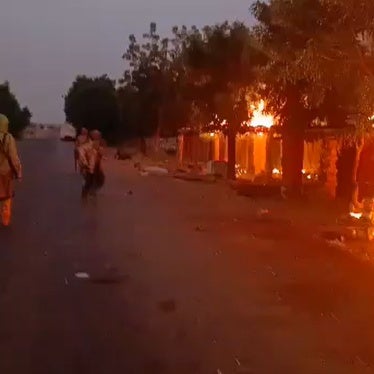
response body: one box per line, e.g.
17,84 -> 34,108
23,123 -> 61,139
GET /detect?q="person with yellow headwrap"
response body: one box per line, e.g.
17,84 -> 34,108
0,114 -> 22,226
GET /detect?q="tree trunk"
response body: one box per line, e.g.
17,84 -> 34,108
140,136 -> 147,156
177,134 -> 184,166
336,145 -> 355,201
322,138 -> 338,199
282,130 -> 304,197
265,128 -> 275,180
352,137 -> 365,204
155,106 -> 162,152
154,127 -> 160,154
227,128 -> 236,180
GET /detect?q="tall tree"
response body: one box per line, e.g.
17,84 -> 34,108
286,0 -> 374,200
252,0 -> 327,195
180,22 -> 266,179
0,82 -> 31,138
117,85 -> 142,140
121,23 -> 190,148
64,75 -> 120,142
252,0 -> 374,197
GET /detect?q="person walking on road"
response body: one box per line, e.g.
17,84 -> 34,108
74,127 -> 89,172
0,114 -> 22,227
78,130 -> 105,200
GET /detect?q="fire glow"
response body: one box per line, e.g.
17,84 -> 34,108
350,212 -> 362,219
235,164 -> 247,177
204,100 -> 275,134
248,100 -> 274,129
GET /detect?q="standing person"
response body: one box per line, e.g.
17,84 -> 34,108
0,114 -> 22,227
74,127 -> 89,172
77,136 -> 95,200
78,130 -> 105,200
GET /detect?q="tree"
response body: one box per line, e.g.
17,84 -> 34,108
0,82 -> 31,138
121,22 -> 190,148
288,0 -> 374,201
252,0 -> 374,198
180,22 -> 267,179
117,85 -> 142,139
251,0 -> 327,195
64,75 -> 120,142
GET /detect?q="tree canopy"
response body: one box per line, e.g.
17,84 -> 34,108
252,0 -> 374,130
120,23 -> 191,140
0,82 -> 32,138
178,21 -> 266,178
64,75 -> 120,141
251,0 -> 374,194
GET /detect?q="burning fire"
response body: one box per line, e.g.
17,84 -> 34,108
204,99 -> 275,133
350,212 -> 362,219
248,100 -> 274,129
235,164 -> 247,177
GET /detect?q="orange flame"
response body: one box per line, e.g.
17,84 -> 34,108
248,100 -> 274,129
350,212 -> 362,219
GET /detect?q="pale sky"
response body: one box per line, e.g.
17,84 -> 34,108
0,0 -> 253,123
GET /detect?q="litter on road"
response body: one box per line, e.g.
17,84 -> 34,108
75,272 -> 90,279
143,166 -> 169,175
257,208 -> 270,217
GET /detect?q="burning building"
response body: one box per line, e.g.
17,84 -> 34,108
178,100 -> 323,183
